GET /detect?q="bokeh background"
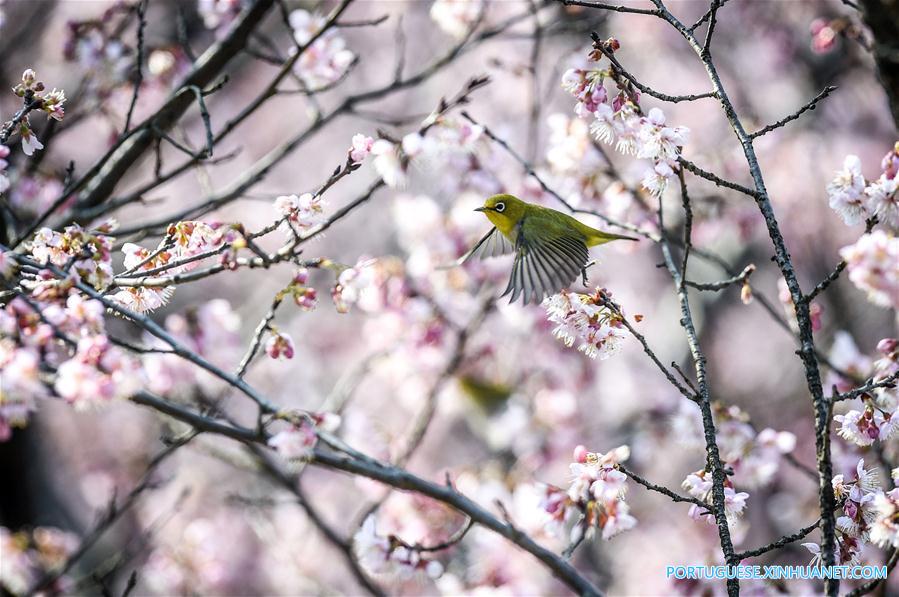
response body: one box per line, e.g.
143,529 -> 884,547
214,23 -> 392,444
1,0 -> 897,594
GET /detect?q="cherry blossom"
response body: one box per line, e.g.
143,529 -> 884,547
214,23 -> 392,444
268,412 -> 340,462
197,0 -> 242,32
54,336 -> 143,410
288,9 -> 355,88
19,124 -> 43,156
637,108 -> 689,163
543,290 -> 627,360
332,258 -> 379,313
683,469 -> 749,524
370,139 -> 406,188
544,445 -> 637,542
274,193 -> 326,230
827,155 -> 868,225
839,230 -> 899,309
834,406 -> 895,446
869,488 -> 899,548
0,526 -> 77,595
349,134 -> 374,163
353,515 -> 444,581
430,0 -> 482,39
0,144 -> 9,194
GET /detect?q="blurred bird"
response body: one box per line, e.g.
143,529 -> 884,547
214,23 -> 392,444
462,194 -> 637,304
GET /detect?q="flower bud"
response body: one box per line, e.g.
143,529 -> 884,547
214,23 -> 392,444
573,445 -> 589,463
877,338 -> 898,356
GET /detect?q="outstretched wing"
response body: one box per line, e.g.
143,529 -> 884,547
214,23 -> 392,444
459,227 -> 514,264
502,217 -> 589,305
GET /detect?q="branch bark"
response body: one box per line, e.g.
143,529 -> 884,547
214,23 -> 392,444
859,0 -> 899,130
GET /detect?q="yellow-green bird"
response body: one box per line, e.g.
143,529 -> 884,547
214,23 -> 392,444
463,194 -> 637,304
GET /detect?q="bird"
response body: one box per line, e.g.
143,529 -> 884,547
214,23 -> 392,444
461,194 -> 637,304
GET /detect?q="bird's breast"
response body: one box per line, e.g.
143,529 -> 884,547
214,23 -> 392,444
485,212 -> 518,240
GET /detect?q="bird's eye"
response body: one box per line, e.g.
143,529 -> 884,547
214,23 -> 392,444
495,202 -> 505,213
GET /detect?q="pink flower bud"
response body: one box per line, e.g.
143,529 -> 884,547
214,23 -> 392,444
811,22 -> 837,54
294,268 -> 309,285
877,338 -> 898,356
295,287 -> 317,311
265,332 -> 295,360
573,445 -> 589,463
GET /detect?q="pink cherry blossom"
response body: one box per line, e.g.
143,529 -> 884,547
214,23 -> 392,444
349,134 -> 374,163
543,290 -> 627,360
288,9 -> 355,88
828,155 -> 869,225
430,0 -> 482,39
839,231 -> 899,308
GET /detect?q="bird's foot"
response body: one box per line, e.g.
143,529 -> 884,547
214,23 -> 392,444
581,260 -> 596,287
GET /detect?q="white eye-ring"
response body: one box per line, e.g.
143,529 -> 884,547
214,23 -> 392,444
495,202 -> 505,212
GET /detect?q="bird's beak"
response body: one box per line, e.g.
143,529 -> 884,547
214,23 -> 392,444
474,206 -> 488,212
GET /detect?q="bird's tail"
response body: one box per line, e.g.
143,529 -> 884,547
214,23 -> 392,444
587,230 -> 640,246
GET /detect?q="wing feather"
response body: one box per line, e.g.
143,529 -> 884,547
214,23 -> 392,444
528,246 -> 556,297
460,227 -> 514,264
503,217 -> 591,304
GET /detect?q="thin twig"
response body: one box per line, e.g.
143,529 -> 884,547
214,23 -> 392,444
617,464 -> 708,509
733,519 -> 821,560
26,432 -> 197,595
685,264 -> 755,292
749,86 -> 838,139
122,0 -> 148,135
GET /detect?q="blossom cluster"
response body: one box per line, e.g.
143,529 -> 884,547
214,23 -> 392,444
839,230 -> 899,309
331,258 -> 379,313
114,220 -> 231,313
430,0 -> 482,39
562,45 -> 689,198
827,144 -> 899,308
63,6 -> 134,96
682,469 -> 749,525
543,114 -> 651,228
828,145 -> 899,228
537,445 -> 636,544
0,290 -> 143,436
804,460 -> 881,568
0,526 -> 78,595
667,402 -> 800,539
353,516 -> 445,581
0,144 -> 9,194
710,403 -> 798,488
279,268 -> 318,311
141,299 -> 242,399
267,411 -> 341,462
832,336 -> 899,446
197,0 -> 242,32
543,289 -> 627,360
368,117 -> 496,192
264,329 -> 295,360
870,480 -> 899,549
274,193 -> 326,231
9,69 -> 67,156
287,9 -> 355,89
26,224 -> 115,291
